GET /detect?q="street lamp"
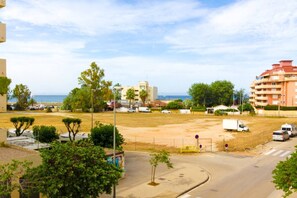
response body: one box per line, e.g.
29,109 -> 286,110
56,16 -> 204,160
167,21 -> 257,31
113,86 -> 122,198
91,89 -> 94,129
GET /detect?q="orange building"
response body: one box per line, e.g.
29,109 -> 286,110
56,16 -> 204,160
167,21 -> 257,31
250,60 -> 297,107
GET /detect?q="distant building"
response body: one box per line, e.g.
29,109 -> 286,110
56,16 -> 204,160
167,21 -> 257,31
0,1 -> 7,112
250,60 -> 297,107
121,81 -> 158,104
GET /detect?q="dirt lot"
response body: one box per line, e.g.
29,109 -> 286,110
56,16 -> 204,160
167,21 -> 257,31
0,111 -> 296,152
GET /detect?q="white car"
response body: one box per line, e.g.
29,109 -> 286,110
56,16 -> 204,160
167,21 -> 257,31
161,110 -> 171,114
128,108 -> 136,113
273,130 -> 290,141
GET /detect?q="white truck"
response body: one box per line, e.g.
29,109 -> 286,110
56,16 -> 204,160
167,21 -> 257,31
138,107 -> 151,113
223,119 -> 249,132
281,123 -> 297,137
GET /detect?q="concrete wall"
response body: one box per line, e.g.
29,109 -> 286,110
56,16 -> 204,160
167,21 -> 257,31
0,128 -> 6,143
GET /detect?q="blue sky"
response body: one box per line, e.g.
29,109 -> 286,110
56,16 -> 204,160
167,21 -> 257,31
1,0 -> 297,95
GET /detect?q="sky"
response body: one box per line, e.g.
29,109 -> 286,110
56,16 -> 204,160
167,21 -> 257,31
1,0 -> 297,95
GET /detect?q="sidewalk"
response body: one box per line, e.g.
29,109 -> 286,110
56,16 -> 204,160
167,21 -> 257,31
116,162 -> 209,198
101,152 -> 209,198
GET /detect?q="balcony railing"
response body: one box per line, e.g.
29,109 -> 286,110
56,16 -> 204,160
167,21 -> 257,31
0,0 -> 5,8
0,23 -> 6,42
255,96 -> 268,100
255,84 -> 282,89
255,102 -> 268,106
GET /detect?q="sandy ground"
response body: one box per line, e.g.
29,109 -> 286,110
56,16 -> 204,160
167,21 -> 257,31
118,118 -> 234,151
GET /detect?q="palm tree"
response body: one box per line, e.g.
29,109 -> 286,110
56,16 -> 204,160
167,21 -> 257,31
140,89 -> 148,106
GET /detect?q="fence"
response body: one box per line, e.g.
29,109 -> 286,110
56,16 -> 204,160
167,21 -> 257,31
124,136 -> 213,153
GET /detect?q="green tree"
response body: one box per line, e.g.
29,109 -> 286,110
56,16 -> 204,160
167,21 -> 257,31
10,117 -> 35,136
62,87 -> 92,112
188,83 -> 211,106
78,62 -> 112,111
166,101 -> 184,110
62,118 -> 82,142
139,89 -> 148,106
210,80 -> 234,106
0,76 -> 11,96
12,84 -> 31,110
23,141 -> 122,198
113,83 -> 122,101
183,99 -> 193,109
149,150 -> 173,185
272,146 -> 297,197
90,123 -> 124,149
28,98 -> 37,108
126,88 -> 135,107
0,160 -> 32,197
33,125 -> 59,143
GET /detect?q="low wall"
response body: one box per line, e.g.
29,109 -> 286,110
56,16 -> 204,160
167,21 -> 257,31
257,110 -> 297,117
0,128 -> 6,143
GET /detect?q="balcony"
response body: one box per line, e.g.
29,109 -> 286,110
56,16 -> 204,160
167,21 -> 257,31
0,0 -> 5,8
256,90 -> 281,95
255,84 -> 282,89
255,101 -> 268,106
255,96 -> 268,100
0,23 -> 6,42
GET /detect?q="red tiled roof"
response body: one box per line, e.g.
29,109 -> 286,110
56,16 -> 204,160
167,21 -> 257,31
260,61 -> 297,76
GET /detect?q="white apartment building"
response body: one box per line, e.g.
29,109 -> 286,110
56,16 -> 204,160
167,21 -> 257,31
0,0 -> 7,112
121,81 -> 158,104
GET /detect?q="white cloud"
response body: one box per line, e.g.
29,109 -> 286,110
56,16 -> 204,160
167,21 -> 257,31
2,0 -> 206,35
1,0 -> 297,95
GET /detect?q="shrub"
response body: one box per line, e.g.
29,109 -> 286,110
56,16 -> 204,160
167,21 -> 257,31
166,101 -> 184,109
90,123 -> 124,149
33,125 -> 59,143
214,110 -> 227,116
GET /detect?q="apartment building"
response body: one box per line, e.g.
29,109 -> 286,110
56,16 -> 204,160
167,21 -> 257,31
250,60 -> 297,107
0,0 -> 6,112
121,81 -> 158,104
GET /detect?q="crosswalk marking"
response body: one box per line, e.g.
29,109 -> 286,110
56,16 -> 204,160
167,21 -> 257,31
272,150 -> 284,156
264,149 -> 276,155
280,151 -> 291,157
264,149 -> 292,158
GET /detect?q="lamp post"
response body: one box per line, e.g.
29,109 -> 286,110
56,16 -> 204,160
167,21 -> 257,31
91,89 -> 94,129
113,86 -> 122,198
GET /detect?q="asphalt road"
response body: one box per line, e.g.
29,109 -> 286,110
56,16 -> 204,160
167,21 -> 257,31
181,137 -> 297,198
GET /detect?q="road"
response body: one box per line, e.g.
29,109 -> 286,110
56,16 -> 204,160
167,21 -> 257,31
180,137 -> 297,198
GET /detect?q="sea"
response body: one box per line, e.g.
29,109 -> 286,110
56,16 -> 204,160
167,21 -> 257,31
8,95 -> 191,103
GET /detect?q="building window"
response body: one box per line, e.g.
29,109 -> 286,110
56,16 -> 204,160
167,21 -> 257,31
272,101 -> 279,105
272,76 -> 279,80
272,95 -> 278,99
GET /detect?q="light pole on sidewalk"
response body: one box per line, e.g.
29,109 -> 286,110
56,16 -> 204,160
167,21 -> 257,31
113,86 -> 123,198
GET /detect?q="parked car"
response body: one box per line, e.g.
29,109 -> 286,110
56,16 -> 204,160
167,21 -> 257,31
128,108 -> 136,113
273,130 -> 290,141
161,110 -> 171,114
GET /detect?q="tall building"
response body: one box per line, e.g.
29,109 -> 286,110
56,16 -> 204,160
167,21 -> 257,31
0,0 -> 6,112
121,81 -> 158,104
250,60 -> 297,107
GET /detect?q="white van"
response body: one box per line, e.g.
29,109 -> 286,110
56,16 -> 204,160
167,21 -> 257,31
281,123 -> 297,137
138,107 -> 151,113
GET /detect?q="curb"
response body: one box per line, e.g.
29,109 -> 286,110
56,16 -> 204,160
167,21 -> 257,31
176,167 -> 211,198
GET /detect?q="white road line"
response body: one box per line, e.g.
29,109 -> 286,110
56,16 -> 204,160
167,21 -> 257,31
279,151 -> 292,157
272,150 -> 284,156
264,149 -> 276,155
178,194 -> 191,198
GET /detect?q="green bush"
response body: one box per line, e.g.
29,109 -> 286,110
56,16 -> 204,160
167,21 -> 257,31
191,106 -> 206,112
166,101 -> 184,109
33,125 -> 59,143
90,124 -> 124,149
214,110 -> 227,116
